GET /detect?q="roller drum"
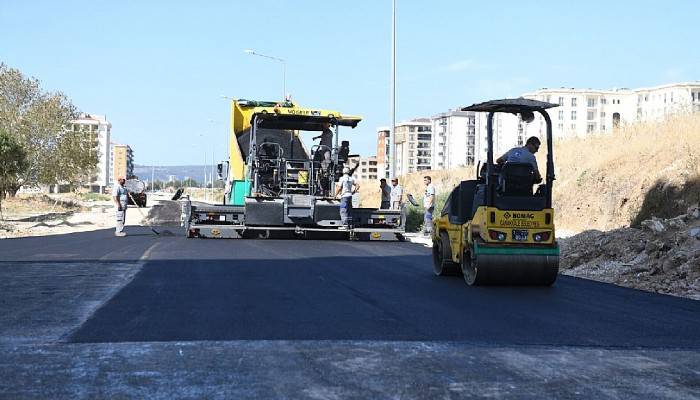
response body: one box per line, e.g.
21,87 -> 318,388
469,253 -> 559,286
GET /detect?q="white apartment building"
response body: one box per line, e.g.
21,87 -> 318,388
70,113 -> 111,192
394,118 -> 432,176
347,155 -> 379,181
431,109 -> 521,170
522,82 -> 700,139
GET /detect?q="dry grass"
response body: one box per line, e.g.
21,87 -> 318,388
547,112 -> 700,231
2,194 -> 82,216
186,187 -> 226,203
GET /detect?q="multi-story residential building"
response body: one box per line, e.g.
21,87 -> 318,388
347,155 -> 379,181
522,82 -> 700,138
376,127 -> 390,179
111,143 -> 134,183
393,118 -> 432,176
431,109 -> 474,170
69,113 -> 111,192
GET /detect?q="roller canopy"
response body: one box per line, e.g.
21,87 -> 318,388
253,113 -> 362,131
461,98 -> 559,114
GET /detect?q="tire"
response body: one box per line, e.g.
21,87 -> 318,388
432,231 -> 460,276
461,248 -> 479,286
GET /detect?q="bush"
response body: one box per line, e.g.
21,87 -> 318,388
404,191 -> 452,232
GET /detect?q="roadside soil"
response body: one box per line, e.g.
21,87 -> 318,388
0,193 -> 174,239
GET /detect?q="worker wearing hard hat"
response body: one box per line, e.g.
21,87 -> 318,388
112,176 -> 128,237
335,166 -> 360,228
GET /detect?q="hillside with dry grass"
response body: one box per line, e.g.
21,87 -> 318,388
358,113 -> 700,233
550,112 -> 700,231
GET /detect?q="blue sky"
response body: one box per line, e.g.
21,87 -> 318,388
2,0 -> 698,165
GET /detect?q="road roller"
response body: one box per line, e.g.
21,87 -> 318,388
432,98 -> 559,286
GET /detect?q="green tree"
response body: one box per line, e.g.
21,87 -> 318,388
0,63 -> 97,192
182,177 -> 199,187
0,128 -> 28,218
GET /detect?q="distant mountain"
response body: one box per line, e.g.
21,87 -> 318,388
133,165 -> 215,182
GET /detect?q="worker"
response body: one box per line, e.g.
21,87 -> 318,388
312,122 -> 333,162
112,175 -> 128,237
496,136 -> 543,184
336,166 -> 359,228
379,178 -> 391,209
313,122 -> 334,149
390,177 -> 403,210
423,176 -> 435,236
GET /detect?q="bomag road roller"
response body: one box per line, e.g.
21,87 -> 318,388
432,98 -> 559,286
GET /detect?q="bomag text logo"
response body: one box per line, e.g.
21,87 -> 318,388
512,212 -> 535,219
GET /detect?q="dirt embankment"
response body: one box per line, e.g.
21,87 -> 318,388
550,113 -> 700,231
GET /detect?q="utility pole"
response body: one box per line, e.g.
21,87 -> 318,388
211,148 -> 215,201
151,165 -> 154,192
389,0 -> 397,178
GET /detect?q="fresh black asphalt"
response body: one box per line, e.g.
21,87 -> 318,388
4,227 -> 695,348
3,227 -> 700,398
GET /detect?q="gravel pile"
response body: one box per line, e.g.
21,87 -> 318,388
560,204 -> 700,299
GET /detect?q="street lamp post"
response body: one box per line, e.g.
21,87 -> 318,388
244,49 -> 286,100
389,0 -> 397,178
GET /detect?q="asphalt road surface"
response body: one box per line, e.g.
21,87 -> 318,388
1,227 -> 700,399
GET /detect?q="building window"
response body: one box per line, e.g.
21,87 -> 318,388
600,111 -> 606,119
587,111 -> 595,120
601,124 -> 606,131
571,111 -> 577,120
409,127 -> 415,132
571,97 -> 577,107
601,98 -> 607,105
587,97 -> 596,107
557,123 -> 564,131
571,123 -> 576,130
558,110 -> 564,120
587,123 -> 596,133
558,96 -> 564,105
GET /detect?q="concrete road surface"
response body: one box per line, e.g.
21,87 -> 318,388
1,227 -> 699,399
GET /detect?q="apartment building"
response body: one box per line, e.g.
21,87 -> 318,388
393,118 -> 432,176
430,109 -> 521,170
522,82 -> 700,138
69,113 -> 111,192
347,155 -> 379,181
111,143 -> 134,183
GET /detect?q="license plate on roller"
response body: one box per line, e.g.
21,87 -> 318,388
512,229 -> 528,241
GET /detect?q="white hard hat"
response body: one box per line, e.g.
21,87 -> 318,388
342,167 -> 350,174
